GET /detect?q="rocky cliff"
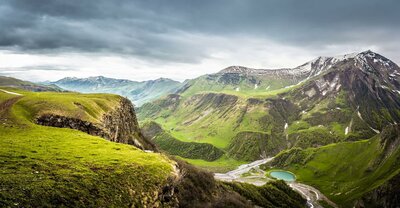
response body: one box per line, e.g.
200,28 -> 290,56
36,97 -> 157,151
355,172 -> 400,208
355,124 -> 400,208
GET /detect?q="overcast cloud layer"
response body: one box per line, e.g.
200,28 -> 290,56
0,0 -> 399,81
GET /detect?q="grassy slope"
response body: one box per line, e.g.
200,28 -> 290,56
137,70 -> 379,171
269,132 -> 400,206
139,94 -> 269,171
179,74 -> 297,98
176,155 -> 245,173
139,81 -> 355,170
0,76 -> 62,91
0,76 -> 32,85
145,90 -> 289,149
0,88 -> 174,207
227,131 -> 284,161
13,90 -> 121,123
139,75 -> 300,148
153,132 -> 224,161
141,121 -> 243,172
139,81 -> 345,162
141,121 -> 224,161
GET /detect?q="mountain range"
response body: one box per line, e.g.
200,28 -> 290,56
138,50 -> 400,206
2,50 -> 400,207
46,76 -> 182,106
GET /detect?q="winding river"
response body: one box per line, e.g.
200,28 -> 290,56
214,158 -> 337,208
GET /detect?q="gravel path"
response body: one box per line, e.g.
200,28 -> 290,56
0,89 -> 22,96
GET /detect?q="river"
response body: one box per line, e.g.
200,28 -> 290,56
214,157 -> 337,208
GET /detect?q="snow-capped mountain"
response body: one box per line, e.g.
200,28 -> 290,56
217,50 -> 399,82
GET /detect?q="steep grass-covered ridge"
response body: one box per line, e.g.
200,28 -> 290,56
0,88 -> 177,207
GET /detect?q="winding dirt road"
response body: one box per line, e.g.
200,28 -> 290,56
0,89 -> 22,96
0,89 -> 23,125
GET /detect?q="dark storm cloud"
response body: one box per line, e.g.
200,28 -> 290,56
0,0 -> 399,63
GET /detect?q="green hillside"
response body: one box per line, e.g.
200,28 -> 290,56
179,66 -> 300,96
227,131 -> 285,161
0,87 -> 307,207
139,92 -> 288,150
138,52 -> 400,172
137,51 -> 400,206
0,88 -> 176,207
141,121 -> 243,172
267,124 -> 400,206
138,81 -> 368,168
0,76 -> 63,92
141,121 -> 224,161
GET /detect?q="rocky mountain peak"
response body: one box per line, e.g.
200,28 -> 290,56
354,50 -> 399,73
290,50 -> 400,80
151,77 -> 177,83
57,77 -> 79,82
218,66 -> 258,74
214,51 -> 398,80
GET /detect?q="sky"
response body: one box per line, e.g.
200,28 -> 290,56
0,0 -> 399,82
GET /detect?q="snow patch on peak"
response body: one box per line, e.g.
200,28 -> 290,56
331,52 -> 359,61
219,66 -> 256,74
58,77 -> 79,82
290,52 -> 358,79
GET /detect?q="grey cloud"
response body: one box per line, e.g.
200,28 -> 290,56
0,65 -> 78,72
0,0 -> 399,63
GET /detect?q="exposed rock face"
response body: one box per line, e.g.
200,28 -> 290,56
101,98 -> 153,149
36,97 -> 157,151
355,173 -> 400,208
36,114 -> 107,136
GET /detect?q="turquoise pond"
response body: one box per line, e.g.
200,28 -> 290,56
270,171 -> 296,181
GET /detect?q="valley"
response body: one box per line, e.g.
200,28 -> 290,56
1,1 -> 398,207
214,157 -> 335,208
0,87 -> 307,207
137,50 -> 400,206
1,50 -> 400,207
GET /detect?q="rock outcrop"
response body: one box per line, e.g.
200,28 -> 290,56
355,172 -> 400,208
36,97 -> 157,151
355,125 -> 400,208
